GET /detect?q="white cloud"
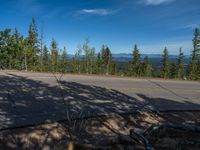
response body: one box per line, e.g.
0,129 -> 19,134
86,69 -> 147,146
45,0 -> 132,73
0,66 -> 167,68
140,0 -> 175,5
181,24 -> 200,29
78,9 -> 116,16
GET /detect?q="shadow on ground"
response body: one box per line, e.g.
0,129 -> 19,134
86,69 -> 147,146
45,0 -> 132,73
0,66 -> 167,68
0,74 -> 200,149
0,74 -> 145,129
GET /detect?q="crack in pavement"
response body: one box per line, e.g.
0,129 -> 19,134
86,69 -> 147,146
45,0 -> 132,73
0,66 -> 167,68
147,79 -> 193,102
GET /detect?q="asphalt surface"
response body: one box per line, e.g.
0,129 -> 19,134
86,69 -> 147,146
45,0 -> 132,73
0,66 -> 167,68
0,71 -> 200,129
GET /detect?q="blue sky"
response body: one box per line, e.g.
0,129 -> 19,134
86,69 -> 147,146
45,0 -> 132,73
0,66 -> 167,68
0,0 -> 200,55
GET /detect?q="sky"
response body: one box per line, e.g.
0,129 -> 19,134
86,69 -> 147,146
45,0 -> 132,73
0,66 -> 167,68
0,0 -> 200,55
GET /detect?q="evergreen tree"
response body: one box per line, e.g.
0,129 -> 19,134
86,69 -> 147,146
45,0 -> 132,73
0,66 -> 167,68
170,62 -> 177,78
192,28 -> 200,60
126,61 -> 132,76
96,52 -> 102,74
27,18 -> 39,70
196,60 -> 200,80
22,38 -> 29,71
10,28 -> 24,70
141,56 -> 152,77
0,29 -> 11,69
101,45 -> 112,75
73,48 -> 82,73
50,39 -> 59,72
161,47 -> 170,78
42,45 -> 50,72
7,30 -> 14,69
187,60 -> 197,80
82,39 -> 95,74
132,44 -> 141,76
188,28 -> 200,80
109,62 -> 117,75
39,23 -> 44,72
107,48 -> 114,75
133,44 -> 140,66
60,46 -> 68,73
177,47 -> 184,79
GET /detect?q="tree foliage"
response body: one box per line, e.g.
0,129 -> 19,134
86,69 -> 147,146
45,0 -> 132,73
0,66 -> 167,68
27,18 -> 40,70
192,28 -> 200,60
187,28 -> 200,80
177,47 -> 184,79
132,44 -> 141,76
42,45 -> 50,72
60,46 -> 68,73
141,56 -> 152,77
50,39 -> 59,72
161,47 -> 170,78
0,18 -> 199,80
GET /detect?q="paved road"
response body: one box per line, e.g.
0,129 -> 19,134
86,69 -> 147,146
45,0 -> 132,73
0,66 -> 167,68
0,71 -> 200,129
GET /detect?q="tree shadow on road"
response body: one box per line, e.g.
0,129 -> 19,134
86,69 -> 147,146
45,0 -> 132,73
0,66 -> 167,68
0,74 -> 200,150
136,94 -> 200,124
0,73 -> 144,129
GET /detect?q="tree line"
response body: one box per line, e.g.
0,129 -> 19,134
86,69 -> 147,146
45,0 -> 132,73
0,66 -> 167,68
0,18 -> 200,80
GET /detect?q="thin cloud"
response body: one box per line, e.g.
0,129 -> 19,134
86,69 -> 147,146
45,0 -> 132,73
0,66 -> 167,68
16,0 -> 44,14
139,0 -> 176,5
77,9 -> 117,16
181,24 -> 200,29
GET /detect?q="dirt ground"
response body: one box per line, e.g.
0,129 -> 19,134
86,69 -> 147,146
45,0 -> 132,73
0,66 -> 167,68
0,111 -> 200,150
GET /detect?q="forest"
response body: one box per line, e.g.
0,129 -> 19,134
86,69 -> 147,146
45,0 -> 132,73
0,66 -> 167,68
0,18 -> 200,80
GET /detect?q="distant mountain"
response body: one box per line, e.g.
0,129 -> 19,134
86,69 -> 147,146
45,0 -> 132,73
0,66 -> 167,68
112,53 -> 190,58
112,53 -> 190,62
67,53 -> 190,64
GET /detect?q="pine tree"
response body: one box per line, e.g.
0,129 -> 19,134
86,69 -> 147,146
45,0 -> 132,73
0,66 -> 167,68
60,46 -> 68,73
22,38 -> 29,71
142,56 -> 152,77
108,48 -> 113,75
192,28 -> 200,60
50,39 -> 59,72
170,62 -> 177,78
126,61 -> 132,76
109,62 -> 117,75
188,28 -> 200,80
83,39 -> 90,74
187,60 -> 197,80
27,18 -> 39,70
7,30 -> 14,69
10,28 -> 24,70
82,39 -> 95,74
73,48 -> 82,73
177,47 -> 184,79
133,45 -> 140,66
132,44 -> 141,76
196,60 -> 200,80
161,47 -> 170,78
42,45 -> 49,72
96,52 -> 102,74
0,29 -> 11,69
39,23 -> 44,72
101,45 -> 112,75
